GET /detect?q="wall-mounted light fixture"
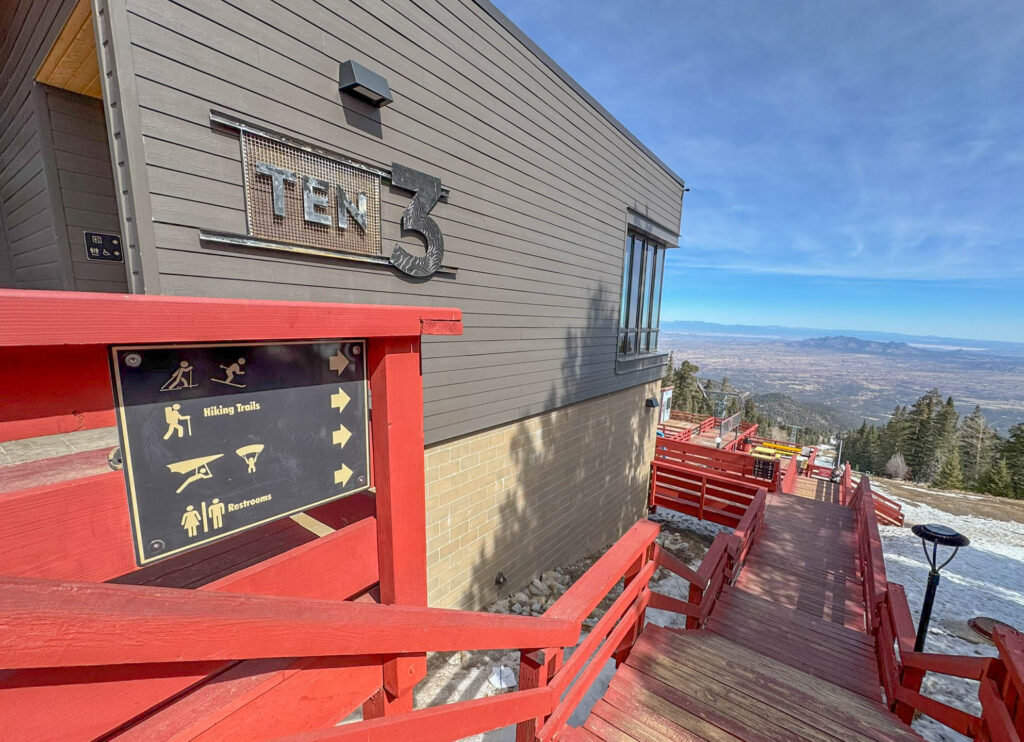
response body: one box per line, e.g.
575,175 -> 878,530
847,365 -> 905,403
645,398 -> 660,408
339,60 -> 393,107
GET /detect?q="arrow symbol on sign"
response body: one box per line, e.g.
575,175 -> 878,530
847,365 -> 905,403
330,388 -> 351,412
334,463 -> 354,486
332,424 -> 352,448
329,350 -> 350,375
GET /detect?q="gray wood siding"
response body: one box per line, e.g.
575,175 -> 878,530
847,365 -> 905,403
121,0 -> 684,444
0,0 -> 76,290
43,86 -> 128,293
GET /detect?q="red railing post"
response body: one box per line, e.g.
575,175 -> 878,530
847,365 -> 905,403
515,649 -> 551,742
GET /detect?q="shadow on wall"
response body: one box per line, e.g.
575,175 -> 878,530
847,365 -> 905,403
461,289 -> 656,611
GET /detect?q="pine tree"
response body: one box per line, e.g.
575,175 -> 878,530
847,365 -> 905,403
905,390 -> 941,482
980,458 -> 1016,499
932,445 -> 964,490
927,396 -> 960,483
1002,424 -> 1024,498
667,360 -> 712,415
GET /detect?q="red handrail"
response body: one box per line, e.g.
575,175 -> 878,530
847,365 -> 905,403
853,475 -> 1022,740
649,488 -> 768,630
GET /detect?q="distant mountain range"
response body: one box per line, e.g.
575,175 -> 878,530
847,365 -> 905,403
795,336 -> 931,356
660,321 -> 1024,358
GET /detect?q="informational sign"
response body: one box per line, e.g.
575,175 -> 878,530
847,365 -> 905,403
752,458 -> 777,481
84,231 -> 123,262
110,340 -> 369,565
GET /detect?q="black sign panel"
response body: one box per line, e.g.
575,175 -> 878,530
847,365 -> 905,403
752,458 -> 777,481
84,231 -> 124,262
110,340 -> 369,565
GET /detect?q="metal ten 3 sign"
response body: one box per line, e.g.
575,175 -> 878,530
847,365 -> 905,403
110,340 -> 370,565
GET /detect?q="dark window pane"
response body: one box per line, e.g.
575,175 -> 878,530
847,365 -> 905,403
640,241 -> 655,332
625,237 -> 644,330
650,247 -> 665,331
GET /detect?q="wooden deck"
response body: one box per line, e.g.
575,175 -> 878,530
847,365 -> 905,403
789,475 -> 842,503
573,491 -> 922,741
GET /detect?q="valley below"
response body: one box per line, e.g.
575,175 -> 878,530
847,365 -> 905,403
661,331 -> 1024,432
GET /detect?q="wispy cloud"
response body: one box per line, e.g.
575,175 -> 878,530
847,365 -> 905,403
497,0 -> 1024,282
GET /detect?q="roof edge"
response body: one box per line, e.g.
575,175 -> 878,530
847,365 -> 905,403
471,0 -> 686,190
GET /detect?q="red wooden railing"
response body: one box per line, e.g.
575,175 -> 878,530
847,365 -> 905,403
649,462 -> 764,528
850,475 -> 1023,741
648,488 -> 768,630
653,437 -> 777,485
779,453 -> 800,494
841,463 -> 905,526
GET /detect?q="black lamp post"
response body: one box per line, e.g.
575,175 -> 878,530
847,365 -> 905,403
911,524 -> 970,652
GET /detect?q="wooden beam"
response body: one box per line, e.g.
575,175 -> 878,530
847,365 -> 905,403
0,289 -> 462,347
0,576 -> 578,668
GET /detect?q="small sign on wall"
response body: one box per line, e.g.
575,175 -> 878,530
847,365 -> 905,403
84,231 -> 124,262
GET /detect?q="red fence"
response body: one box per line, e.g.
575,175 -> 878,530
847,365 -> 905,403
840,464 -> 904,526
649,488 -> 767,630
0,290 -> 463,738
850,476 -> 1023,740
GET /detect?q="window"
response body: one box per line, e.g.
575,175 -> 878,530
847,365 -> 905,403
618,232 -> 665,356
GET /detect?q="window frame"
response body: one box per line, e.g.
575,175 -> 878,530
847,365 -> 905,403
617,231 -> 666,359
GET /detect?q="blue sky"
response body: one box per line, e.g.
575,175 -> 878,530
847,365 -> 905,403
495,1 -> 1024,342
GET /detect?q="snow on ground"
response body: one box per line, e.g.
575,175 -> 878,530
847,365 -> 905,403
875,482 -> 1024,742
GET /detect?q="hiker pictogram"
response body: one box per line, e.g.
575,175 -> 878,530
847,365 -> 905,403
160,360 -> 196,391
162,403 -> 192,440
212,357 -> 247,387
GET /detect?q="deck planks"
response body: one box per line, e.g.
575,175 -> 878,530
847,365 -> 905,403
576,492 -> 923,741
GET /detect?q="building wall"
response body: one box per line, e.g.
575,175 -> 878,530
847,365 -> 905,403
0,0 -> 77,290
113,0 -> 684,445
41,86 -> 128,293
425,381 -> 660,610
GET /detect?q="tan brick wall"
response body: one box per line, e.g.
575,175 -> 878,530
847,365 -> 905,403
425,381 -> 661,610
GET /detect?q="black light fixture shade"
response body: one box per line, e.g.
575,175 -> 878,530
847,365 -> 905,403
645,398 -> 660,408
339,60 -> 393,107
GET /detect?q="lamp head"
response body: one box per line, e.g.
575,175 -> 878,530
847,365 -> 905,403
912,523 -> 969,572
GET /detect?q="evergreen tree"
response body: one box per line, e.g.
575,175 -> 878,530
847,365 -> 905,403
905,390 -> 941,482
980,458 -> 1016,499
1002,424 -> 1024,498
958,406 -> 1000,487
926,396 -> 959,483
932,445 -> 964,490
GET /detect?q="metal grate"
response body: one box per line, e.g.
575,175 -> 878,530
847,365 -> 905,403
241,130 -> 382,256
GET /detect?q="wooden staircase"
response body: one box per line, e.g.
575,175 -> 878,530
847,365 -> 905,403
573,491 -> 924,741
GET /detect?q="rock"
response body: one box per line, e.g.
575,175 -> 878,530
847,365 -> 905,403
511,591 -> 530,604
528,579 -> 546,597
531,601 -> 543,614
511,602 -> 524,614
